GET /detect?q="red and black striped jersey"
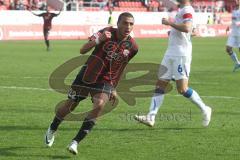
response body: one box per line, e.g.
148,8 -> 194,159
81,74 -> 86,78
82,27 -> 138,87
39,13 -> 58,29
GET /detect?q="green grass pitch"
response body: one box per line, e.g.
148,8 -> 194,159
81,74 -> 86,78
0,37 -> 240,160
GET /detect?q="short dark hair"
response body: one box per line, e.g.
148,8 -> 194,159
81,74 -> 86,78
117,12 -> 134,24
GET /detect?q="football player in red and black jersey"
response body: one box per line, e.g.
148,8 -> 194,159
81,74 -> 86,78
31,8 -> 61,51
44,12 -> 138,155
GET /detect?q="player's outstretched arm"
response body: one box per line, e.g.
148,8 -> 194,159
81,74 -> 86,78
80,41 -> 98,54
57,9 -> 62,15
54,9 -> 62,16
80,31 -> 111,54
162,18 -> 192,33
30,10 -> 41,16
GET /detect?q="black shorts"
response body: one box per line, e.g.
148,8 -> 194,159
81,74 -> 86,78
68,66 -> 114,102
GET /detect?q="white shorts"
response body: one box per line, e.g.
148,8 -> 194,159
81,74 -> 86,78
226,35 -> 240,48
158,55 -> 191,80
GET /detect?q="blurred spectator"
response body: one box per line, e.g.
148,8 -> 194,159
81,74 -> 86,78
108,9 -> 114,26
66,0 -> 78,11
112,0 -> 118,7
212,11 -> 221,24
192,0 -> 232,13
83,0 -> 91,7
9,2 -> 15,10
2,0 -> 237,13
148,0 -> 159,12
215,0 -> 225,12
39,1 -> 47,10
158,0 -> 167,12
207,15 -> 213,25
142,0 -> 149,7
107,0 -> 114,11
0,0 -> 8,10
15,0 -> 26,10
193,5 -> 200,12
98,0 -> 107,9
78,0 -> 84,10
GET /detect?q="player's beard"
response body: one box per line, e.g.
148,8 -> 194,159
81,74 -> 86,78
118,29 -> 129,40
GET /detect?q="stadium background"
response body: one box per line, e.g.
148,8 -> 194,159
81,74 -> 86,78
0,0 -> 236,40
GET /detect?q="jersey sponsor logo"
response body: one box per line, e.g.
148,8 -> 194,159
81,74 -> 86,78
103,40 -> 132,61
123,49 -> 130,56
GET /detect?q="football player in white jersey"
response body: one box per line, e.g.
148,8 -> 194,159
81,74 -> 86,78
226,3 -> 240,72
134,0 -> 212,127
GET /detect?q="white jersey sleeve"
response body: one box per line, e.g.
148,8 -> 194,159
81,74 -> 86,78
165,5 -> 194,57
230,10 -> 240,36
181,7 -> 194,23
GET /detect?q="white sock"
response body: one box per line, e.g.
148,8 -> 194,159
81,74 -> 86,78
147,93 -> 164,120
230,52 -> 240,65
188,90 -> 207,112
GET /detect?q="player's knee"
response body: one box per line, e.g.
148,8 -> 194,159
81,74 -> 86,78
178,89 -> 185,95
177,87 -> 188,95
176,84 -> 188,95
94,99 -> 106,109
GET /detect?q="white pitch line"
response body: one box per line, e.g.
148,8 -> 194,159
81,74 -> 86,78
0,76 -> 219,85
0,75 -> 48,79
0,75 -> 74,80
0,86 -> 54,91
0,85 -> 239,100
